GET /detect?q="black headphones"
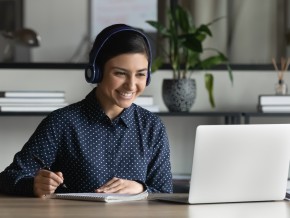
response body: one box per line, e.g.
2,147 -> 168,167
85,25 -> 152,86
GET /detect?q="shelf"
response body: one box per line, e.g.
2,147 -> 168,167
0,111 -> 242,124
156,112 -> 242,124
0,111 -> 290,124
155,111 -> 241,116
0,111 -> 241,116
2,111 -> 290,125
243,112 -> 290,124
0,112 -> 50,116
0,63 -> 277,71
0,63 -> 86,69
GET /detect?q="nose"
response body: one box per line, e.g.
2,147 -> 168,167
125,75 -> 136,90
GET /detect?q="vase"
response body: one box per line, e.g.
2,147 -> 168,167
275,79 -> 288,95
162,79 -> 196,112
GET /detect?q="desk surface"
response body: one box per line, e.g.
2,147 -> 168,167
1,194 -> 290,218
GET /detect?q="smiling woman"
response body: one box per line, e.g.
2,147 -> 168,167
96,53 -> 149,118
85,24 -> 151,118
0,23 -> 174,197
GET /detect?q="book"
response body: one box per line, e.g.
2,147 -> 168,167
258,105 -> 290,113
50,190 -> 148,203
0,90 -> 65,98
0,103 -> 68,112
134,95 -> 154,106
259,95 -> 290,106
0,97 -> 65,104
0,102 -> 68,106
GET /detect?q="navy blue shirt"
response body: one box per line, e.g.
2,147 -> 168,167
0,88 -> 173,196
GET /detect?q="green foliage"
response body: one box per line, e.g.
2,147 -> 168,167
146,5 -> 233,108
205,73 -> 215,108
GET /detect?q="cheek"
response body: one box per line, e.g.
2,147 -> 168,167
102,75 -> 120,87
138,81 -> 147,91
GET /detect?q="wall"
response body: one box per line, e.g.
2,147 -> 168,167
0,68 -> 290,176
24,0 -> 88,62
182,0 -> 282,63
21,0 -> 287,64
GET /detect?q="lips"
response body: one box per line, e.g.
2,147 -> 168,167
118,91 -> 134,99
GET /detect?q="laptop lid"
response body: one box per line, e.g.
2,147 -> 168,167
188,124 -> 290,204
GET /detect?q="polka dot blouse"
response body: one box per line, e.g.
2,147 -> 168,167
0,88 -> 173,196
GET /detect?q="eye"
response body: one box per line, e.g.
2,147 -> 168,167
114,71 -> 126,76
137,71 -> 147,77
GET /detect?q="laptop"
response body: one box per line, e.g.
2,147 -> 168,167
158,124 -> 290,204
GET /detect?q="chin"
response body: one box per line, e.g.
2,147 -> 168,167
117,97 -> 135,107
117,101 -> 133,109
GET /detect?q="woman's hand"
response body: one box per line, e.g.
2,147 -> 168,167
95,177 -> 144,194
33,169 -> 64,197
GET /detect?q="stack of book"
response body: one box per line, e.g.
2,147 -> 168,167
258,95 -> 290,113
0,90 -> 68,112
134,95 -> 159,112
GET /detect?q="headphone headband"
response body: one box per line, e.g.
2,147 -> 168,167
85,25 -> 152,86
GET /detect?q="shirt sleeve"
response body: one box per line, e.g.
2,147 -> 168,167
0,113 -> 62,196
145,122 -> 173,193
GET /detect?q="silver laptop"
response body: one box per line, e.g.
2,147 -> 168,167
159,124 -> 290,204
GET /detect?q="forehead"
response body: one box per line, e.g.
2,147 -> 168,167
105,53 -> 149,67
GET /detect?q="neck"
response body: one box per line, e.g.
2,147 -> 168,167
94,88 -> 123,120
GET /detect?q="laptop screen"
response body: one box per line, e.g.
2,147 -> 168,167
188,124 -> 290,204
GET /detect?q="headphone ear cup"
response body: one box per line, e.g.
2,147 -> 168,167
85,65 -> 96,83
93,65 -> 101,83
85,63 -> 102,84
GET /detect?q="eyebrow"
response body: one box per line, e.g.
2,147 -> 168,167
112,67 -> 148,73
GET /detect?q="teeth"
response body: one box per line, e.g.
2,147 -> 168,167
120,92 -> 133,97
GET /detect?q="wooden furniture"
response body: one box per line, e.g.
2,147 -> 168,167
1,193 -> 290,218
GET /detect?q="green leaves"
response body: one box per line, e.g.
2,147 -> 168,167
200,52 -> 227,69
146,5 -> 232,108
205,73 -> 215,108
146,21 -> 168,37
197,24 -> 212,37
181,33 -> 203,53
174,5 -> 190,32
151,57 -> 164,73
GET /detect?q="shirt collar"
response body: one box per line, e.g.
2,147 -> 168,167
84,88 -> 135,128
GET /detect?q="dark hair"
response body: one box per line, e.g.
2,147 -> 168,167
90,24 -> 151,73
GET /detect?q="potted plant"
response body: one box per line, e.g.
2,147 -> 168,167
146,5 -> 233,111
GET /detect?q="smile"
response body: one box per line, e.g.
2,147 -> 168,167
119,91 -> 134,98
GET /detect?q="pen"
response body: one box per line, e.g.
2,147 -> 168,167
33,154 -> 67,188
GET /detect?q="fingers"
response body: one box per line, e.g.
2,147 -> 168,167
33,169 -> 64,197
99,177 -> 119,190
55,172 -> 64,180
96,177 -> 144,194
96,177 -> 123,193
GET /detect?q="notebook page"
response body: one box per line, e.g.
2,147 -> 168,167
51,190 -> 148,203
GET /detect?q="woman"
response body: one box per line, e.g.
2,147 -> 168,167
0,24 -> 173,197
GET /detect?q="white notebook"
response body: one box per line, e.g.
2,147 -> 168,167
50,190 -> 148,203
